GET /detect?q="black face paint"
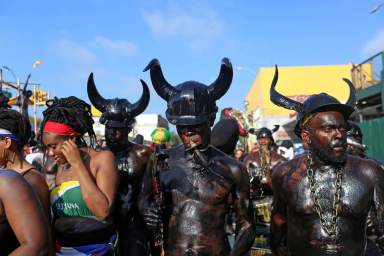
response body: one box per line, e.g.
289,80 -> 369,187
105,125 -> 130,152
176,123 -> 211,151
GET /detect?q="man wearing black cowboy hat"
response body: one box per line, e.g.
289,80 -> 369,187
270,66 -> 384,255
139,58 -> 255,256
87,73 -> 152,256
242,125 -> 286,254
244,126 -> 286,197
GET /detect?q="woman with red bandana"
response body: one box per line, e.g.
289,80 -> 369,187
40,96 -> 117,256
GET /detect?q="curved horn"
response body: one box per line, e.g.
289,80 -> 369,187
270,65 -> 303,112
128,79 -> 151,117
208,57 -> 233,101
87,73 -> 108,112
143,58 -> 177,101
342,78 -> 356,108
272,125 -> 280,133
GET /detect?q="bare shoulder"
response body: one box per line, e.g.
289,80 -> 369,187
210,147 -> 246,180
89,148 -> 115,161
23,169 -> 47,189
86,148 -> 115,172
0,170 -> 28,192
132,143 -> 153,158
163,144 -> 185,159
272,155 -> 304,184
347,155 -> 383,180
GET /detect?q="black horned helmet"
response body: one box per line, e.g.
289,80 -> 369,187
270,66 -> 356,137
87,73 -> 150,128
249,125 -> 279,141
347,121 -> 363,141
144,58 -> 233,126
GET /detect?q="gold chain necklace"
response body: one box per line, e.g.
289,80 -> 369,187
306,153 -> 343,240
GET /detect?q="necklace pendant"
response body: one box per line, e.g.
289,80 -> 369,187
321,236 -> 339,255
324,243 -> 338,255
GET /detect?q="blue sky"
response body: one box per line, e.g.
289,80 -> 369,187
0,0 -> 383,120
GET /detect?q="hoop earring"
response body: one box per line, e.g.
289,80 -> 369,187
10,151 -> 16,164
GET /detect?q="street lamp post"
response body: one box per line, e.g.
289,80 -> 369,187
2,65 -> 21,109
2,60 -> 42,131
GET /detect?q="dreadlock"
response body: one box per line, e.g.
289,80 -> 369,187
0,109 -> 31,147
40,96 -> 96,148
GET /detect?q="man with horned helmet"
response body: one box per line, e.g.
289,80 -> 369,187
139,58 -> 255,256
242,126 -> 286,255
244,125 -> 286,198
87,73 -> 152,255
269,66 -> 384,255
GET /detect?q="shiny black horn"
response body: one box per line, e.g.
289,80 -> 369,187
128,79 -> 151,117
208,58 -> 233,101
87,73 -> 108,112
270,65 -> 303,112
143,58 -> 177,101
342,78 -> 356,108
272,125 -> 280,133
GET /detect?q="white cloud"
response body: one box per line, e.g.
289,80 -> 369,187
362,29 -> 384,57
95,36 -> 138,56
143,11 -> 222,39
58,38 -> 96,63
142,4 -> 223,50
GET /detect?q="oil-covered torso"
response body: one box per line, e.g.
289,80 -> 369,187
113,144 -> 151,226
160,145 -> 239,256
280,155 -> 378,256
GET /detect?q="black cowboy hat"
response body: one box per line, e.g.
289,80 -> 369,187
269,66 -> 356,137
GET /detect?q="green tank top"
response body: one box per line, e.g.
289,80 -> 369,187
51,180 -> 95,218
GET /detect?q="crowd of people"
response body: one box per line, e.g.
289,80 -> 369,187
0,58 -> 382,256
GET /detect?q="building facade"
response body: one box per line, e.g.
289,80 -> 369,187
245,64 -> 354,146
91,106 -> 169,143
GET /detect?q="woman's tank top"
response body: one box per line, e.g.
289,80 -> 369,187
51,180 -> 94,218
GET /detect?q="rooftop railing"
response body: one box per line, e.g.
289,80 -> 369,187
351,51 -> 383,90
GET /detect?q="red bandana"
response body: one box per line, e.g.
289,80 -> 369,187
43,121 -> 77,135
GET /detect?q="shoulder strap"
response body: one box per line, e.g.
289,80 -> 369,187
21,167 -> 37,177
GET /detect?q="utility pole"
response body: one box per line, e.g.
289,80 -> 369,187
33,84 -> 37,132
0,68 -> 2,91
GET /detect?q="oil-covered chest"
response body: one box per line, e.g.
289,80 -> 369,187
160,157 -> 234,205
284,170 -> 373,217
115,151 -> 143,180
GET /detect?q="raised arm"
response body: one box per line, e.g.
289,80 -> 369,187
229,162 -> 256,256
271,164 -> 288,256
0,170 -> 49,256
61,140 -> 117,220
